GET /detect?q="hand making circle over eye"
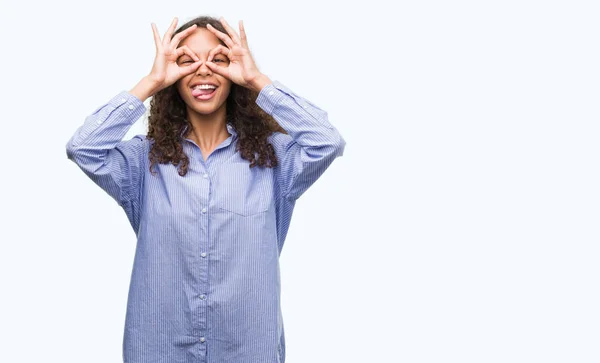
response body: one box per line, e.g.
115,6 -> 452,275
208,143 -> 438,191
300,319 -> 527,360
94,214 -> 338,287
205,17 -> 263,89
147,17 -> 203,91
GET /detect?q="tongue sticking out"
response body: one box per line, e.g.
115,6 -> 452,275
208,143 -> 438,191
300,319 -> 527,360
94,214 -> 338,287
192,88 -> 216,97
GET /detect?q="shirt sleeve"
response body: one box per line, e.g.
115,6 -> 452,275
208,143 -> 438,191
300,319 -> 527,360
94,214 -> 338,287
65,91 -> 148,209
256,80 -> 346,201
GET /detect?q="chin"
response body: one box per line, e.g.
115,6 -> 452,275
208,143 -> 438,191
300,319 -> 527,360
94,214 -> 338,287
187,98 -> 226,114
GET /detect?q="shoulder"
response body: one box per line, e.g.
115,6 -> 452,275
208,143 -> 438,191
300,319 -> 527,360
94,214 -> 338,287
116,134 -> 151,159
131,134 -> 151,148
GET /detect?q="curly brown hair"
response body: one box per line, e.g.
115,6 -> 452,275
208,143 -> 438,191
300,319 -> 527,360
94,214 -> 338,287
146,15 -> 287,176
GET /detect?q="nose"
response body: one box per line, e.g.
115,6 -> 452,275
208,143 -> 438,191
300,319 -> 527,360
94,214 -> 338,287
195,59 -> 212,76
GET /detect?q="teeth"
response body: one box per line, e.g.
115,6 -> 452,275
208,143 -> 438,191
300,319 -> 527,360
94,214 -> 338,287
193,84 -> 216,90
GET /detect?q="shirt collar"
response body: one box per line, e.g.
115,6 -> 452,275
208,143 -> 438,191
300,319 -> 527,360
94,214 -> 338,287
226,122 -> 237,139
181,122 -> 237,136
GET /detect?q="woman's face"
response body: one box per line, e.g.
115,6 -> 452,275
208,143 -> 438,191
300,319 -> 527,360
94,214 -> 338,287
175,26 -> 232,116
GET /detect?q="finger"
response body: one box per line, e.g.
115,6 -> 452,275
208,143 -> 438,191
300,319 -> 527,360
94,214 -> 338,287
176,45 -> 200,62
171,24 -> 197,48
206,23 -> 235,48
239,20 -> 249,49
205,61 -> 229,79
162,17 -> 178,45
175,46 -> 202,75
219,17 -> 242,45
180,60 -> 202,75
151,23 -> 162,51
207,44 -> 231,63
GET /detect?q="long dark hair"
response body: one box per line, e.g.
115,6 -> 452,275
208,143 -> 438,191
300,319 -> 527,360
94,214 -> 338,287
146,15 -> 287,176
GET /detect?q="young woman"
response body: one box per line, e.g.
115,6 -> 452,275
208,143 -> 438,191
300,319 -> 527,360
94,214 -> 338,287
66,15 -> 346,363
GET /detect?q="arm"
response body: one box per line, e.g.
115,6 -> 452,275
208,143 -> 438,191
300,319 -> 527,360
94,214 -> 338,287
255,79 -> 346,201
65,90 -> 148,207
65,15 -> 206,231
200,18 -> 346,200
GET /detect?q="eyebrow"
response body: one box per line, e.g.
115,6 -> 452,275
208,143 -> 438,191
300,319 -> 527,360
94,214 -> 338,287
178,53 -> 226,60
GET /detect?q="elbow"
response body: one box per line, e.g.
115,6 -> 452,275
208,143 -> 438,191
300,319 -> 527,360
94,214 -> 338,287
65,137 -> 82,162
65,140 -> 76,161
65,138 -> 97,171
330,129 -> 346,158
315,111 -> 346,157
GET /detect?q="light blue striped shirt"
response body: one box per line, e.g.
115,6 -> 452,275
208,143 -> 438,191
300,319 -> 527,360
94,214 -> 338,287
65,80 -> 346,363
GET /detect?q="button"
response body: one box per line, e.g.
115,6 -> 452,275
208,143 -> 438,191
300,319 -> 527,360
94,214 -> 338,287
303,105 -> 308,108
202,173 -> 208,178
201,207 -> 207,213
200,294 -> 206,300
268,91 -> 274,95
128,104 -> 135,110
96,120 -> 103,125
121,98 -> 127,102
201,252 -> 207,258
200,337 -> 206,343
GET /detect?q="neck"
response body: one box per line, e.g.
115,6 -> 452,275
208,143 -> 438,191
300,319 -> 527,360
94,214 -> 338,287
184,106 -> 231,151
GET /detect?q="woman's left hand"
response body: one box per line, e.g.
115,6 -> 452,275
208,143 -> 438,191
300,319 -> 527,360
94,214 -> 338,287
206,18 -> 265,90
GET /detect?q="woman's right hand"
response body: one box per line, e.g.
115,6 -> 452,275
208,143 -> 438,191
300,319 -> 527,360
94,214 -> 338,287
147,17 -> 201,92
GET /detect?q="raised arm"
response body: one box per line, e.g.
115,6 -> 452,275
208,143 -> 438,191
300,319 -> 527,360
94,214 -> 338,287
65,17 -> 208,229
65,90 -> 148,206
201,18 -> 346,201
256,80 -> 346,201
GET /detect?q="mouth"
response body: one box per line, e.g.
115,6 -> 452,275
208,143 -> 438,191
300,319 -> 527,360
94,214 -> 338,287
190,85 -> 218,101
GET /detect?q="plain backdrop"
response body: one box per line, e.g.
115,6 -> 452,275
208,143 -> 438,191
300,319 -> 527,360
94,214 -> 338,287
1,0 -> 599,362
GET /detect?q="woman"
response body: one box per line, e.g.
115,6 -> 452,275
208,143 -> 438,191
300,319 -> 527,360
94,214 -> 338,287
66,15 -> 345,363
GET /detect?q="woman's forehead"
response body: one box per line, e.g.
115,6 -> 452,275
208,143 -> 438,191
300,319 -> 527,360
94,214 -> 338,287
179,28 -> 223,55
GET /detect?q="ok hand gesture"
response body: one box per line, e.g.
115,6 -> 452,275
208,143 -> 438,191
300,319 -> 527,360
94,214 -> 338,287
205,17 -> 265,89
147,17 -> 202,91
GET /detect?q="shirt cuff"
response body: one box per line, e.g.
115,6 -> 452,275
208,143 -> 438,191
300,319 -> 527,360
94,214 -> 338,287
255,81 -> 287,115
255,80 -> 334,129
108,90 -> 146,116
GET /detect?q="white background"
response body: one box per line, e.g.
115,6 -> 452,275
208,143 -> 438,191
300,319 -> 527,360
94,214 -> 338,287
1,0 -> 599,362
